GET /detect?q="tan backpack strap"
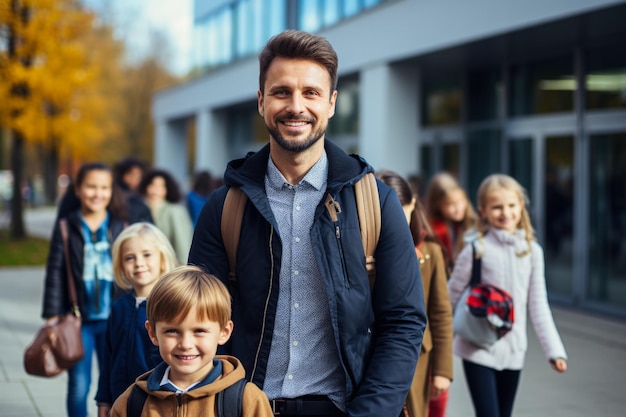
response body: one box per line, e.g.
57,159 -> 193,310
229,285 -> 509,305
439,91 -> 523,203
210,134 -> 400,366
354,172 -> 381,290
221,187 -> 247,283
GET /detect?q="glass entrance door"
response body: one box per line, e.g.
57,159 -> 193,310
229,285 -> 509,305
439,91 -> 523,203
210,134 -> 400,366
543,135 -> 575,295
588,132 -> 626,308
506,127 -> 576,300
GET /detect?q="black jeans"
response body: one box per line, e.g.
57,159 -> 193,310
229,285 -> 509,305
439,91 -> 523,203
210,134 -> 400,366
462,360 -> 521,417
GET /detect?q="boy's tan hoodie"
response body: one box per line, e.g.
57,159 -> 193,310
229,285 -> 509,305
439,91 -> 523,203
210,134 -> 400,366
110,355 -> 273,417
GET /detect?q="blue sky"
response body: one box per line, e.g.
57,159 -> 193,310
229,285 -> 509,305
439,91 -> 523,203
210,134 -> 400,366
83,0 -> 193,75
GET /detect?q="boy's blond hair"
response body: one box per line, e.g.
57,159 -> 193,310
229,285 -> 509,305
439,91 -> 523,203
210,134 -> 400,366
147,265 -> 232,328
112,222 -> 179,290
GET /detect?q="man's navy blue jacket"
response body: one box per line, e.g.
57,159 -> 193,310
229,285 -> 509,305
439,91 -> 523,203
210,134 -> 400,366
188,140 -> 427,416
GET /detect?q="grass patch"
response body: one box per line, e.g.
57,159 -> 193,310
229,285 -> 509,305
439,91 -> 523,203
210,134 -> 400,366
0,229 -> 49,266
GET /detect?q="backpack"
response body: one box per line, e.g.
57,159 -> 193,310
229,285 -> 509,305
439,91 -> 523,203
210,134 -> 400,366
127,377 -> 247,417
221,172 -> 381,289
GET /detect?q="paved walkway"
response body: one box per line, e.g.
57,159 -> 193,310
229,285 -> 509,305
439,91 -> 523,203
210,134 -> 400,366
2,207 -> 626,416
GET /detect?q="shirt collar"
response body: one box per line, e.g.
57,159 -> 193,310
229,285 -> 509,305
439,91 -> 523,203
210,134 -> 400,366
266,151 -> 328,192
158,359 -> 222,393
78,212 -> 110,243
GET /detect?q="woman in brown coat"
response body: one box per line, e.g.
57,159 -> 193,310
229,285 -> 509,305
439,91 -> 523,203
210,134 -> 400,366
377,170 -> 454,417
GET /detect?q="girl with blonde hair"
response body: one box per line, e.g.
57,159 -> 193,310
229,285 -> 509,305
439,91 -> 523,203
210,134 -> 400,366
96,222 -> 178,417
448,174 -> 567,417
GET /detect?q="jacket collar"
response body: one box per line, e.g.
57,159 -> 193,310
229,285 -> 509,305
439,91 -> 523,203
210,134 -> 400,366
488,228 -> 529,254
224,140 -> 372,195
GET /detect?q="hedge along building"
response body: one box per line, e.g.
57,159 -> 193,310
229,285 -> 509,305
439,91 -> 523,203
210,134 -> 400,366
152,0 -> 626,318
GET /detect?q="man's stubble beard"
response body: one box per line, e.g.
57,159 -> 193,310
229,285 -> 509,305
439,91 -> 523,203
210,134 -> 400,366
266,121 -> 327,153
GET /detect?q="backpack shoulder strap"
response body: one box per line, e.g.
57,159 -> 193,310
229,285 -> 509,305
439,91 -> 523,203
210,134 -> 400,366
216,378 -> 247,417
469,241 -> 482,287
127,385 -> 148,417
354,172 -> 381,290
223,174 -> 381,290
221,187 -> 248,284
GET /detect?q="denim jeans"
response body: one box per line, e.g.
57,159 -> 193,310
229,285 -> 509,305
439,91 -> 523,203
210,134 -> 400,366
66,320 -> 108,417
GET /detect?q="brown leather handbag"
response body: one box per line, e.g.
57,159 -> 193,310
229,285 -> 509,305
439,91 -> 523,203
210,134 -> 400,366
24,219 -> 84,377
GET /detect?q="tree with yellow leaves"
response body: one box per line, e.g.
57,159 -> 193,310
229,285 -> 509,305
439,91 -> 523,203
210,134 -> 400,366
0,0 -> 111,238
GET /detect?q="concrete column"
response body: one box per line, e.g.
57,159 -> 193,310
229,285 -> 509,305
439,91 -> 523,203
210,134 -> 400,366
194,109 -> 229,178
359,63 -> 419,177
154,118 -> 188,188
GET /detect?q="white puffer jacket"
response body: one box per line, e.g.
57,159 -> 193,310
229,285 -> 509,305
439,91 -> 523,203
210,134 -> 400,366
448,228 -> 567,370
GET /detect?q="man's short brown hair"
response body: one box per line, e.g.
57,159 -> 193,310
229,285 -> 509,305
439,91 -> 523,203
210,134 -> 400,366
258,30 -> 338,94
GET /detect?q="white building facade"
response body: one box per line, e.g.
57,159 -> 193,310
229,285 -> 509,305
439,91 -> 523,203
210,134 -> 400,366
153,0 -> 626,317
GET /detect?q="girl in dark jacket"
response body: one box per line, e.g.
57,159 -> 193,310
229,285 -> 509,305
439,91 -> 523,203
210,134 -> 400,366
42,162 -> 128,417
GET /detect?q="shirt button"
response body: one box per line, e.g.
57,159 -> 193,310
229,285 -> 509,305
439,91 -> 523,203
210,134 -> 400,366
288,374 -> 294,380
295,237 -> 300,242
293,341 -> 298,346
294,303 -> 299,308
294,270 -> 299,276
296,206 -> 301,211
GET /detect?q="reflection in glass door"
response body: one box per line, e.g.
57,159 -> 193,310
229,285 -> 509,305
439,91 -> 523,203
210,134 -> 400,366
588,133 -> 626,307
544,136 -> 574,295
468,129 -> 501,200
442,143 -> 460,178
508,138 -> 534,206
508,137 -> 536,227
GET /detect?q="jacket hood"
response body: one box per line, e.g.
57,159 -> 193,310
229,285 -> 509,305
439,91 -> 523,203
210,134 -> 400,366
134,355 -> 245,399
224,140 -> 373,194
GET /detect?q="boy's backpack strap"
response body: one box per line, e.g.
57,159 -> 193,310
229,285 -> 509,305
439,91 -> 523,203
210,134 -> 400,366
354,172 -> 381,290
125,379 -> 246,417
216,378 -> 247,417
222,187 -> 248,284
127,385 -> 148,417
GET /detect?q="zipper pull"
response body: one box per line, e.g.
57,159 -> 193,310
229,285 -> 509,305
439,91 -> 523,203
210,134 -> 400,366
325,194 -> 341,222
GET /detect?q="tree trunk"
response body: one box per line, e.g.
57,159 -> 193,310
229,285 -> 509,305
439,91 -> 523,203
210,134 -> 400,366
10,131 -> 26,239
42,144 -> 59,205
8,0 -> 28,239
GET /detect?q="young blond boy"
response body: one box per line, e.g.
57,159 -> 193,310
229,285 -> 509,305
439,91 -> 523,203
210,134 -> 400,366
109,266 -> 273,417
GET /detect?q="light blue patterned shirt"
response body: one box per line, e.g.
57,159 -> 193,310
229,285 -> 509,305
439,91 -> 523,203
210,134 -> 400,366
263,152 -> 345,410
79,213 -> 114,321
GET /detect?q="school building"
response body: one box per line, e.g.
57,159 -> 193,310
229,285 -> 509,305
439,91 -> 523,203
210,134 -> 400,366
152,0 -> 626,318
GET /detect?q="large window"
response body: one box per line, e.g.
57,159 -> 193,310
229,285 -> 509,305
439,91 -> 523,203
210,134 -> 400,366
194,6 -> 233,70
508,138 -> 534,206
422,77 -> 462,126
226,102 -> 266,158
442,143 -> 460,178
588,133 -> 626,306
420,144 -> 434,194
468,129 -> 501,202
328,76 -> 359,136
544,135 -> 574,295
509,55 -> 575,116
587,45 -> 626,110
193,0 -> 388,71
468,68 -> 502,122
193,0 -> 286,71
298,0 -> 386,32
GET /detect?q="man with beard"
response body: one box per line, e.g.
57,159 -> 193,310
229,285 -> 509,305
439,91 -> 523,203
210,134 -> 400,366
188,30 -> 426,417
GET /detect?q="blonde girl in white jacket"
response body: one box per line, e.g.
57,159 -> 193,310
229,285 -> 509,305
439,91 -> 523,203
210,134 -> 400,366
448,174 -> 567,417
